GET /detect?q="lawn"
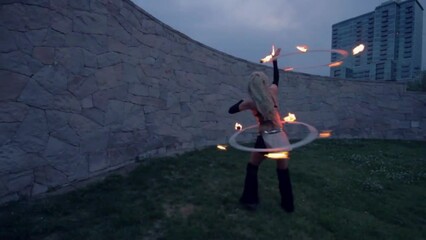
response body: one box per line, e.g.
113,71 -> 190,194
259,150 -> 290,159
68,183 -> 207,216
0,139 -> 425,240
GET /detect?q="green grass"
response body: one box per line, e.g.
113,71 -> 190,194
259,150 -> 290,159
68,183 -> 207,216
0,139 -> 425,240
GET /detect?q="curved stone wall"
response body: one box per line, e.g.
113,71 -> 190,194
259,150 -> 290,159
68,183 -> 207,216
0,0 -> 425,203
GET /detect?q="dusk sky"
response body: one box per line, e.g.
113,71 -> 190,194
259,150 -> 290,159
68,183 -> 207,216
135,0 -> 426,76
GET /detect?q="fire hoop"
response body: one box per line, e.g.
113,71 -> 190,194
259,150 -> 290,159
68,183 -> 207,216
279,49 -> 349,71
228,121 -> 318,152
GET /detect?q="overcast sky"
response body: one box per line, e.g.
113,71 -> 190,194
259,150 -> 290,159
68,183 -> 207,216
134,0 -> 426,76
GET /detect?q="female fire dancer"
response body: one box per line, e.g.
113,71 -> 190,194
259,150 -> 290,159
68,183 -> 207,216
228,46 -> 294,212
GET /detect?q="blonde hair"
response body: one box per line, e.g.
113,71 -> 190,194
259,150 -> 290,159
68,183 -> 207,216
247,71 -> 276,122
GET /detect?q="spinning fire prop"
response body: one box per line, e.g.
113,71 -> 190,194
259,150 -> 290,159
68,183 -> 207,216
260,44 -> 365,72
219,44 -> 350,159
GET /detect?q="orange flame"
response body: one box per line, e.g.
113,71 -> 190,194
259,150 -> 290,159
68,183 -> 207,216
217,144 -> 228,150
328,61 -> 343,67
260,45 -> 276,63
235,122 -> 242,131
296,45 -> 308,53
283,113 -> 296,122
284,67 -> 294,72
352,44 -> 365,55
265,151 -> 289,159
319,130 -> 332,138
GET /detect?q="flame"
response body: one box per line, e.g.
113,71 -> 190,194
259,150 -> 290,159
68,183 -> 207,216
328,61 -> 343,67
217,144 -> 228,150
265,151 -> 289,159
283,113 -> 296,122
296,45 -> 308,53
260,45 -> 276,63
284,67 -> 294,72
352,44 -> 365,55
319,130 -> 332,138
235,122 -> 242,131
332,49 -> 349,57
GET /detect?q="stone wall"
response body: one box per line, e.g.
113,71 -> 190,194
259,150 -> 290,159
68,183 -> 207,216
0,0 -> 425,204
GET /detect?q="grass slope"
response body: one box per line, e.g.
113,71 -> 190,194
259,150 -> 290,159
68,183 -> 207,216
0,139 -> 425,240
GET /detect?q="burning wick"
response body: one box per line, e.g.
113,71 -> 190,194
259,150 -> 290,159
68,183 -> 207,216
319,130 -> 332,138
283,113 -> 297,123
352,44 -> 365,55
296,45 -> 309,53
328,61 -> 343,67
260,45 -> 276,63
217,145 -> 228,150
265,152 -> 289,159
235,122 -> 242,131
284,67 -> 294,72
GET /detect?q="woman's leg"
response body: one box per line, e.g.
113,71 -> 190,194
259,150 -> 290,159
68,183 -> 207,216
240,137 -> 265,209
276,158 -> 294,212
276,158 -> 289,170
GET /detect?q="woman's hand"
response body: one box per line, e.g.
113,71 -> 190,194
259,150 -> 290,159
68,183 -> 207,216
271,45 -> 281,61
261,45 -> 281,63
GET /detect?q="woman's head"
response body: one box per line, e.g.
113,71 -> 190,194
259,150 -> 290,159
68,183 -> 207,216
248,71 -> 275,121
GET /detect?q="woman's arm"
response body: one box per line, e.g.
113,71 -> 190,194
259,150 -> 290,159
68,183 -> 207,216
272,60 -> 279,86
228,99 -> 255,114
269,59 -> 279,96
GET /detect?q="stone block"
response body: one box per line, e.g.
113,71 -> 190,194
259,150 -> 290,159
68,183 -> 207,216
81,108 -> 105,126
411,121 -> 420,128
7,170 -> 33,193
68,75 -> 98,100
93,86 -> 128,111
95,64 -> 123,90
34,165 -> 68,187
0,4 -> 26,31
122,102 -> 145,131
49,125 -> 80,147
108,131 -> 134,148
51,92 -> 82,113
91,0 -> 109,14
25,29 -> 48,47
51,12 -> 72,34
33,65 -> 69,94
88,152 -> 109,172
108,15 -> 132,44
122,63 -> 140,83
73,11 -> 107,34
65,32 -> 108,55
43,136 -> 88,181
80,129 -> 109,153
69,0 -> 91,11
23,5 -> 51,30
0,50 -> 43,76
0,102 -> 29,123
0,144 -> 25,173
45,110 -> 70,131
97,52 -> 122,68
129,83 -> 149,96
105,100 -> 126,126
81,96 -> 93,109
32,47 -> 54,64
56,47 -> 85,75
32,183 -> 48,195
0,123 -> 19,146
14,108 -> 49,153
0,27 -> 18,52
42,29 -> 66,47
83,50 -> 97,68
107,146 -> 138,167
69,114 -> 102,136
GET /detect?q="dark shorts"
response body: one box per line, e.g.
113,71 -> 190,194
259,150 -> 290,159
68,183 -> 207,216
254,135 -> 267,149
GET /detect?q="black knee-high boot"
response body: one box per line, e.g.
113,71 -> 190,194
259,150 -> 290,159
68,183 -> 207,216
277,168 -> 294,212
239,163 -> 259,209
